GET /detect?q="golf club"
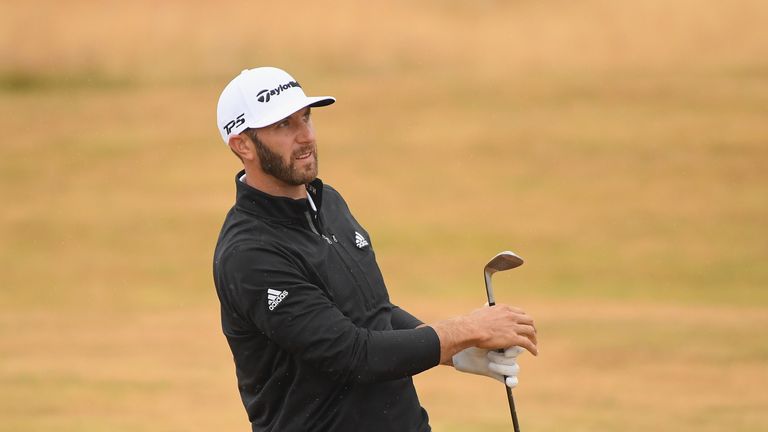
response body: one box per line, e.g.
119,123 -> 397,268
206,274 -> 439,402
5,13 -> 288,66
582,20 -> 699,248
483,250 -> 525,432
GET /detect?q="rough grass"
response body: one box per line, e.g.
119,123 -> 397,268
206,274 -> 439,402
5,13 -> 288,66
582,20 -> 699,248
1,1 -> 767,431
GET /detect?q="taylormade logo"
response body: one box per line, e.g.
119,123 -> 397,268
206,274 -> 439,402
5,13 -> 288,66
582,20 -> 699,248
267,288 -> 288,311
256,81 -> 301,103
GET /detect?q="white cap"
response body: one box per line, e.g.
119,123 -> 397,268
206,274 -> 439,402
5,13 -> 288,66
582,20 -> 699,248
216,67 -> 335,143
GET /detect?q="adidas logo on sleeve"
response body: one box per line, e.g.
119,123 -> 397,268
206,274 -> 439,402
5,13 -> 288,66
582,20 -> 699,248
267,288 -> 288,311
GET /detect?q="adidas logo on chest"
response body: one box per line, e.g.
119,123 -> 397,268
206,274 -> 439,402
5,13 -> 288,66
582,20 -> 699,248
267,288 -> 288,311
354,231 -> 369,249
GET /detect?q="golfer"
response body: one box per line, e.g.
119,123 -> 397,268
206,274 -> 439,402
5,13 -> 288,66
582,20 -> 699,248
213,67 -> 538,432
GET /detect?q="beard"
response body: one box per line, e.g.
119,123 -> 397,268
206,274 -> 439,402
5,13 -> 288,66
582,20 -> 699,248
253,137 -> 318,186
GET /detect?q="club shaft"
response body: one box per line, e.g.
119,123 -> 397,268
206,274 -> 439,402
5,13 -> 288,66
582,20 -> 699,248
486,279 -> 521,431
490,309 -> 521,431
506,386 -> 521,432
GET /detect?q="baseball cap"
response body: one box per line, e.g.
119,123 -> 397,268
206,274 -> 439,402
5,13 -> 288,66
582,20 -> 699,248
216,67 -> 335,144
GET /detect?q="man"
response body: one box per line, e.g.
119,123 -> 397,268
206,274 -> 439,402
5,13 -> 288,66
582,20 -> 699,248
213,67 -> 537,431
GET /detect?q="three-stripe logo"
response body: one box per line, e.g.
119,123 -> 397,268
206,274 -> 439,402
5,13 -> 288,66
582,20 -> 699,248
267,288 -> 288,311
354,231 -> 369,249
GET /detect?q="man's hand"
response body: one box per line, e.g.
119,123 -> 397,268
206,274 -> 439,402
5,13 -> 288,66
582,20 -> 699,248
430,304 -> 537,364
467,305 -> 537,353
452,346 -> 524,388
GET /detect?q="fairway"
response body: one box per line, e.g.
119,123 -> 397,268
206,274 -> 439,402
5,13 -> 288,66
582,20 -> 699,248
1,1 -> 767,431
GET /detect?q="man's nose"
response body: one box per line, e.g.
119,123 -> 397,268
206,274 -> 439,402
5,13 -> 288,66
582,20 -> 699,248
297,122 -> 315,143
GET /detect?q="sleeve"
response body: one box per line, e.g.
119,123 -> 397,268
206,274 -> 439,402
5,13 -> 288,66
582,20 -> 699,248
221,244 -> 441,384
390,305 -> 424,330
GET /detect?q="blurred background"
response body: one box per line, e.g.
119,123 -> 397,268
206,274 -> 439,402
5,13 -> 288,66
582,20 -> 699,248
1,1 -> 766,431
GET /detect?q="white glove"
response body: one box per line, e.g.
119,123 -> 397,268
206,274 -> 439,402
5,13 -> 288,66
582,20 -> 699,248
452,346 -> 524,388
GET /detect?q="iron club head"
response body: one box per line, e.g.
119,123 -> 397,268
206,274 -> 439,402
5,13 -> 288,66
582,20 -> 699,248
483,251 -> 524,306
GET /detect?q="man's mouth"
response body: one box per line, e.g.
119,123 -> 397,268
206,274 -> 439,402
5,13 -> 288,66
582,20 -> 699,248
295,149 -> 313,160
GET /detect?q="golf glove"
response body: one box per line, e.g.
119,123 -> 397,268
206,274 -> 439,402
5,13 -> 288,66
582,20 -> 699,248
452,346 -> 523,388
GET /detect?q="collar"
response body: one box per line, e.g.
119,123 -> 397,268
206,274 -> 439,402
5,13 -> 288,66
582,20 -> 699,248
234,170 -> 324,223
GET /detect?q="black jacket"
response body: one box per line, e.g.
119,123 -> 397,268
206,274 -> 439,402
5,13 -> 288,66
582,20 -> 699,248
213,171 -> 441,431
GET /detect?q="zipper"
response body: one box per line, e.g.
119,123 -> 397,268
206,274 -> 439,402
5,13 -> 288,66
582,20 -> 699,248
305,210 -> 332,244
308,210 -> 373,308
304,211 -> 320,234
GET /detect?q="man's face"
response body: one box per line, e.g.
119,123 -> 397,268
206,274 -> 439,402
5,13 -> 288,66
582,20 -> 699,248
249,107 -> 318,186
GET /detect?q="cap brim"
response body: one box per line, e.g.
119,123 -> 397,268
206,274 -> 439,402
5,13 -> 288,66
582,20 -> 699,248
247,96 -> 336,129
307,96 -> 335,108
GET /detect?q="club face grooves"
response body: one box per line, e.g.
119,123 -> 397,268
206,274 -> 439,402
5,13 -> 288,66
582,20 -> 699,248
484,251 -> 524,275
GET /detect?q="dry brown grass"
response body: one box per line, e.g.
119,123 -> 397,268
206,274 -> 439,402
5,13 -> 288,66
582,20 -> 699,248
1,1 -> 767,430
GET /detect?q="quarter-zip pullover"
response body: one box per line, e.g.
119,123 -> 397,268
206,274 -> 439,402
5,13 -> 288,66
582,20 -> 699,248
213,170 -> 441,431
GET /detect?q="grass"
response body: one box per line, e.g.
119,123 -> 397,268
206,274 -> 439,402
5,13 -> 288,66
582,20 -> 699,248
1,0 -> 767,430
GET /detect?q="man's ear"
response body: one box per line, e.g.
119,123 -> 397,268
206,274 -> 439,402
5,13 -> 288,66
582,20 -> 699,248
228,134 -> 255,161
